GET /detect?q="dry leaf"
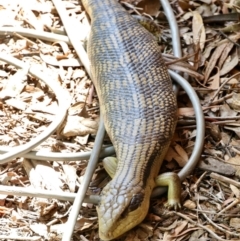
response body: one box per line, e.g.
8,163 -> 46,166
136,0 -> 160,16
68,102 -> 85,116
62,116 -> 98,137
30,101 -> 58,115
0,68 -> 28,99
183,200 -> 196,209
207,70 -> 220,103
178,106 -> 218,116
72,69 -> 86,79
220,23 -> 240,33
53,41 -> 70,55
227,93 -> 240,111
165,146 -> 186,167
218,42 -> 234,69
198,157 -> 236,175
230,218 -> 240,229
40,53 -> 81,67
192,11 -> 205,50
178,0 -> 192,11
220,48 -> 239,76
204,42 -> 227,83
21,6 -> 44,31
5,98 -> 27,111
173,143 -> 188,163
75,217 -> 96,231
230,184 -> 240,198
23,159 -> 63,191
62,164 -> 77,192
220,103 -> 237,117
30,223 -> 48,239
224,125 -> 240,138
226,155 -> 240,177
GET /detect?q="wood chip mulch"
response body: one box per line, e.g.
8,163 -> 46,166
0,0 -> 240,240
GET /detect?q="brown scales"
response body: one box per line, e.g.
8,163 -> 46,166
81,0 -> 177,240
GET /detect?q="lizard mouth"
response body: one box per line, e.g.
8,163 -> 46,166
97,195 -> 150,240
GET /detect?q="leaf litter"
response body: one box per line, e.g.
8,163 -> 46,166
0,0 -> 240,240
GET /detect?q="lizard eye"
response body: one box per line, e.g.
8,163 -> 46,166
120,192 -> 144,219
128,193 -> 144,212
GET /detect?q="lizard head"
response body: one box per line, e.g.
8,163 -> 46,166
97,180 -> 153,240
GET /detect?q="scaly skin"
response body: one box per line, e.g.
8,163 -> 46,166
81,0 -> 178,240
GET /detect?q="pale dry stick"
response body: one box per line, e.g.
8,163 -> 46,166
218,30 -> 240,48
173,211 -> 229,241
190,209 -> 217,214
52,0 -> 91,75
162,53 -> 182,60
121,2 -> 143,15
204,116 -> 240,120
232,146 -> 240,155
167,61 -> 197,71
47,218 -> 59,226
184,117 -> 240,126
176,125 -> 197,130
168,64 -> 204,80
192,88 -> 215,92
0,27 -> 70,43
142,12 -> 154,20
210,173 -> 240,217
202,155 -> 234,166
164,52 -> 197,65
0,235 -> 40,241
1,104 -> 11,120
171,65 -> 212,90
173,0 -> 184,16
191,171 -> 207,192
179,120 -> 238,127
221,141 -> 233,159
207,72 -> 240,106
199,187 -> 225,202
180,106 -> 218,119
80,235 -> 89,241
193,172 -> 208,227
192,208 -> 240,217
210,172 -> 240,188
197,203 -> 240,237
209,93 -> 233,106
14,32 -> 37,47
0,145 -> 114,163
213,120 -> 238,125
86,84 -> 95,105
0,184 -> 99,203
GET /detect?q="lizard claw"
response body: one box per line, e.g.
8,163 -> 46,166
164,199 -> 181,210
